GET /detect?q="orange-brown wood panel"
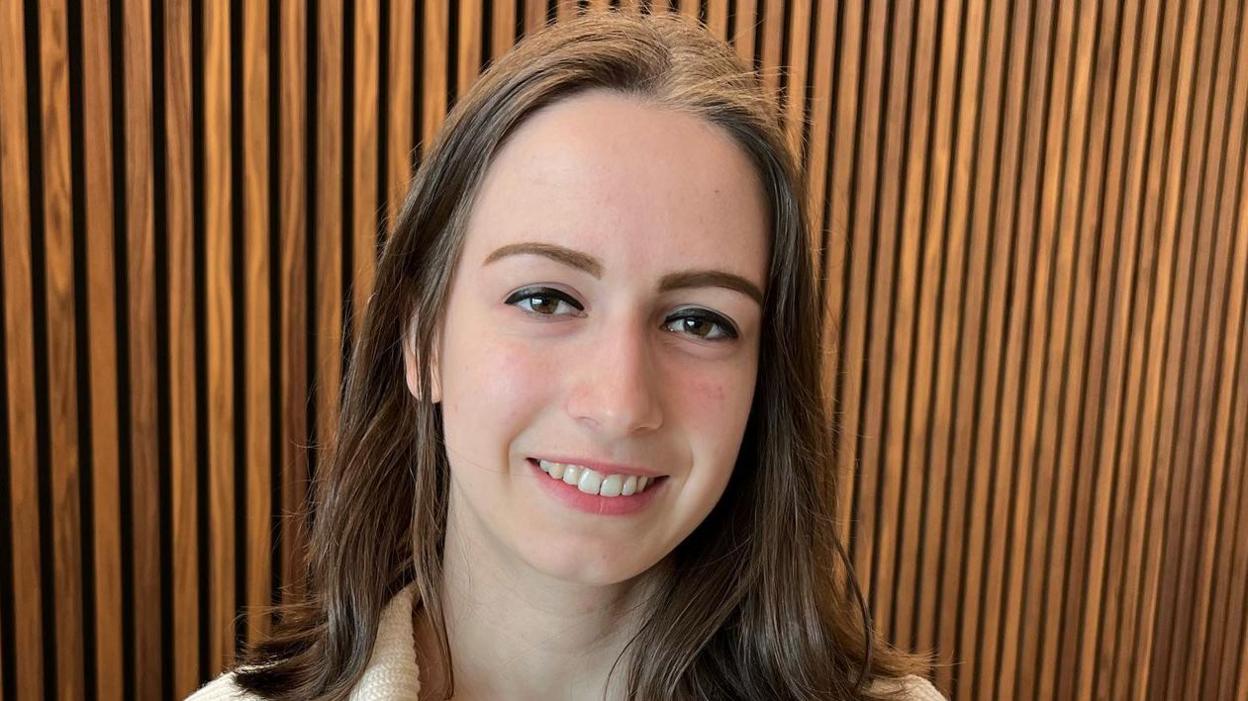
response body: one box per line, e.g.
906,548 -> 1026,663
80,0 -> 124,697
37,0 -> 86,697
121,0 -> 164,696
316,0 -> 344,506
203,0 -> 235,674
79,2 -> 123,693
163,0 -> 200,694
353,0 -> 380,349
1,3 -> 45,699
457,0 -> 482,99
242,0 -> 273,651
278,0 -> 310,608
385,0 -> 416,233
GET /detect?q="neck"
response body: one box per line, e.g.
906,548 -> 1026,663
415,513 -> 664,701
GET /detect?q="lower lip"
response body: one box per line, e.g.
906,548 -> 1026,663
527,459 -> 666,516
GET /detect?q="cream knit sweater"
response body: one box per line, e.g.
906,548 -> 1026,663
187,584 -> 946,700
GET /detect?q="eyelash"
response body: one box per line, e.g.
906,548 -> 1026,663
504,286 -> 740,341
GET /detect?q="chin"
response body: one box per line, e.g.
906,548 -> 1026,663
520,539 -> 661,587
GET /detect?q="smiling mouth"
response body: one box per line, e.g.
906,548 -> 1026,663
527,458 -> 667,497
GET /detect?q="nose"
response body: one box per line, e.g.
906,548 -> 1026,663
565,318 -> 664,436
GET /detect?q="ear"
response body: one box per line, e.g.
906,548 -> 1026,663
403,323 -> 442,404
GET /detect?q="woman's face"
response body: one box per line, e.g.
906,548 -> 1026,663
410,88 -> 769,586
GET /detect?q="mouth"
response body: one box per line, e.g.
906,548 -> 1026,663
526,458 -> 669,498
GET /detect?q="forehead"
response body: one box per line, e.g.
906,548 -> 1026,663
461,89 -> 770,282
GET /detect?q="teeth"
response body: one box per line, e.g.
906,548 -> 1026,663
537,460 -> 659,498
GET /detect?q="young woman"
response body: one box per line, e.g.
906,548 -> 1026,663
190,11 -> 944,701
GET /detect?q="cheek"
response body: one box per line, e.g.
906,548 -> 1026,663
442,333 -> 561,429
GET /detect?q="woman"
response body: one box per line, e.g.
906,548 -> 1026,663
191,10 -> 944,701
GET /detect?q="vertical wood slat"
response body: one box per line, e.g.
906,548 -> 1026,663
278,0 -> 309,608
37,1 -> 86,698
164,0 -> 199,694
352,0 -> 380,344
120,0 -> 164,696
242,0 -> 272,650
1,1 -> 45,698
2,2 -> 1248,699
315,0 -> 343,512
80,0 -> 124,697
203,0 -> 235,673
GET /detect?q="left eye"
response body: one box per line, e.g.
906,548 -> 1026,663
664,310 -> 738,341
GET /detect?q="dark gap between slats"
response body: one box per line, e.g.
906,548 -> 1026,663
547,0 -> 557,25
378,0 -> 391,247
107,0 -> 137,696
414,0 -> 424,164
841,0 -> 871,571
815,0 -> 845,316
67,0 -> 99,695
796,0 -> 818,179
724,0 -> 736,45
481,0 -> 493,72
861,0 -> 896,624
269,0 -> 284,614
1087,3 -> 1156,696
192,0 -> 212,683
883,0 -> 923,649
21,4 -> 59,697
343,0 -> 357,403
230,0 -> 249,658
751,0 -> 764,74
513,0 -> 524,45
152,0 -> 176,696
776,0 -> 792,129
448,0 -> 460,110
929,0 -> 970,676
306,0 -> 320,514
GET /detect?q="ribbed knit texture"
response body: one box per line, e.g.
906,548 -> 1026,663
186,585 -> 945,700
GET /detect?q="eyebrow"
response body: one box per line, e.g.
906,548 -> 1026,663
483,241 -> 765,306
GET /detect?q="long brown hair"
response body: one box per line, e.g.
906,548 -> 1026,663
235,10 -> 931,700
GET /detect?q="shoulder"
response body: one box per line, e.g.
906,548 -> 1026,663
867,673 -> 948,701
185,671 -> 263,701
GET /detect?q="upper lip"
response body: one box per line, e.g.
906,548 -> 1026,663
529,456 -> 667,478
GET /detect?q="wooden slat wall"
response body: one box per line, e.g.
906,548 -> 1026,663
1,1 -> 1246,699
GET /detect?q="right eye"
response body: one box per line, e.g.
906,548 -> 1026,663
504,287 -> 585,317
